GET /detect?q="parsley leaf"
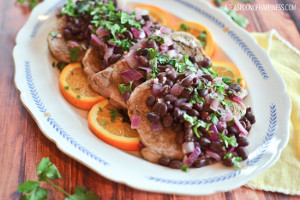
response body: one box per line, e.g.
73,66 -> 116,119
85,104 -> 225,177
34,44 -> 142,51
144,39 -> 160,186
65,186 -> 99,200
232,156 -> 243,168
118,81 -> 133,94
69,47 -> 81,62
180,165 -> 189,172
37,158 -> 62,181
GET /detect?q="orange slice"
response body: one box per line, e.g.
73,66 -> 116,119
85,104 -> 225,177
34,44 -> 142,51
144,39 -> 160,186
59,62 -> 105,110
88,100 -> 140,151
172,21 -> 214,57
132,4 -> 171,27
212,60 -> 246,87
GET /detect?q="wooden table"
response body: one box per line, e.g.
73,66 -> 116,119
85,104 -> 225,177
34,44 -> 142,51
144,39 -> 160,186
1,0 -> 299,199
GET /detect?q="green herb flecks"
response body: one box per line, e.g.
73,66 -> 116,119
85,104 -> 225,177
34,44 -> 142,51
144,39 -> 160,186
69,46 -> 81,62
118,81 -> 133,94
180,165 -> 189,172
218,132 -> 238,148
147,35 -> 165,44
197,31 -> 207,47
17,157 -> 99,200
49,31 -> 57,37
109,109 -> 119,122
101,121 -> 108,125
16,0 -> 41,9
180,23 -> 189,31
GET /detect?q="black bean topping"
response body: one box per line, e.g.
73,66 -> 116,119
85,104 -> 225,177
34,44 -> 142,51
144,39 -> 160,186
237,135 -> 249,146
124,30 -> 133,40
157,72 -> 167,83
164,94 -> 177,103
165,101 -> 174,112
181,87 -> 192,98
229,84 -> 241,92
63,29 -> 72,40
201,57 -> 211,68
158,103 -> 168,117
193,103 -> 204,112
139,48 -> 149,57
209,142 -> 226,153
237,147 -> 248,160
181,76 -> 194,87
148,39 -> 159,50
165,79 -> 174,87
146,94 -> 156,107
158,157 -> 170,166
184,135 -> 194,142
198,89 -> 208,97
199,137 -> 211,147
245,108 -> 256,124
223,157 -> 234,167
202,74 -> 213,82
139,56 -> 149,67
169,160 -> 183,169
146,112 -> 160,122
189,55 -> 196,64
187,109 -> 199,117
160,85 -> 171,96
194,158 -> 209,168
151,102 -> 161,112
108,54 -> 121,65
228,125 -> 239,135
163,113 -> 173,128
166,70 -> 178,81
142,15 -> 151,21
180,103 -> 193,110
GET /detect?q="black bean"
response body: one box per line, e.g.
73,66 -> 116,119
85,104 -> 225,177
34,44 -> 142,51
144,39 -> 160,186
227,89 -> 237,98
184,121 -> 193,129
139,56 -> 149,67
157,72 -> 166,83
193,103 -> 204,112
180,103 -> 192,110
142,14 -> 151,21
164,94 -> 177,103
228,125 -> 239,135
166,70 -> 177,81
176,132 -> 184,144
194,158 -> 209,168
146,94 -> 156,107
139,48 -> 149,57
146,112 -> 160,122
117,33 -> 125,39
148,39 -> 159,50
181,76 -> 194,87
108,54 -> 121,65
71,27 -> 81,34
237,147 -> 248,160
187,109 -> 199,117
158,103 -> 168,117
229,84 -> 241,92
157,65 -> 167,71
198,89 -> 208,97
246,108 -> 256,124
114,46 -> 123,54
192,77 -> 200,86
181,87 -> 192,98
237,135 -> 249,146
223,157 -> 234,167
202,74 -> 213,82
201,57 -> 211,68
151,102 -> 161,112
160,85 -> 171,96
63,29 -> 72,40
124,30 -> 133,40
200,111 -> 210,121
165,80 -> 174,87
189,55 -> 196,64
169,160 -> 182,169
185,127 -> 193,137
158,157 -> 170,166
209,142 -> 226,153
163,114 -> 173,128
165,101 -> 174,112
242,117 -> 252,131
173,108 -> 185,120
173,123 -> 183,133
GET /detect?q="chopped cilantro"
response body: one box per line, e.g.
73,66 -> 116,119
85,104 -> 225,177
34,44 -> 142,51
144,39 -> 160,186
237,78 -> 243,84
101,121 -> 108,125
98,107 -> 102,112
148,48 -> 159,60
69,46 -> 81,62
210,113 -> 219,125
76,95 -> 80,99
218,132 -> 238,148
52,62 -> 55,68
118,81 -> 133,94
180,23 -> 189,31
180,165 -> 189,172
64,86 -> 69,90
197,31 -> 207,47
49,31 -> 57,37
232,156 -> 243,168
109,109 -> 119,122
222,77 -> 232,85
147,35 -> 165,44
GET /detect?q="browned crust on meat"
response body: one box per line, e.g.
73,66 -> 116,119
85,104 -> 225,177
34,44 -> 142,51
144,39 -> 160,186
127,80 -> 184,163
82,48 -> 103,83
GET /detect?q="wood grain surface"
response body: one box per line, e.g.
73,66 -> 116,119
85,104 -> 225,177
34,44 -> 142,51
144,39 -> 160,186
1,0 -> 299,199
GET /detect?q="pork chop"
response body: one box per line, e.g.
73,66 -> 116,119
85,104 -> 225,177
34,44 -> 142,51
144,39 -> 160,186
82,48 -> 103,83
127,80 -> 184,163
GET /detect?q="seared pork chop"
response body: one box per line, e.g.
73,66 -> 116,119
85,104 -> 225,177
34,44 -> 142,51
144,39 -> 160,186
82,48 -> 103,83
127,80 -> 184,163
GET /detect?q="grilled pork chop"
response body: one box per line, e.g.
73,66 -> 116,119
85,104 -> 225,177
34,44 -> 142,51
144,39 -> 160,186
127,80 -> 184,163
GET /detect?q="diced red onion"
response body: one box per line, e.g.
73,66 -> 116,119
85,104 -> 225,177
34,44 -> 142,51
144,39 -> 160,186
67,41 -> 80,48
121,69 -> 143,83
206,150 -> 221,161
144,20 -> 153,29
185,147 -> 201,167
143,26 -> 152,37
220,108 -> 233,122
210,98 -> 219,111
228,146 -> 236,153
160,44 -> 169,53
160,27 -> 172,35
174,98 -> 187,107
91,34 -> 107,52
150,121 -> 163,132
121,91 -> 131,103
104,47 -> 114,59
170,83 -> 184,96
197,69 -> 204,77
129,43 -> 143,51
96,26 -> 110,38
234,116 -> 248,135
204,94 -> 212,104
167,50 -> 177,59
124,51 -> 138,68
120,7 -> 132,12
139,67 -> 152,74
135,8 -> 149,20
208,125 -> 219,141
213,77 -> 223,84
131,27 -> 146,39
152,84 -> 162,97
131,116 -> 141,129
217,121 -> 227,132
182,142 -> 195,154
232,96 -> 243,103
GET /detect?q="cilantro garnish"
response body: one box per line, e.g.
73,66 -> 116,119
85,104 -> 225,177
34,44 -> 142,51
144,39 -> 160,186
183,113 -> 207,138
118,81 -> 133,94
180,23 -> 189,31
148,48 -> 159,60
69,46 -> 81,62
222,77 -> 232,85
101,121 -> 108,125
218,132 -> 238,148
197,31 -> 207,47
109,109 -> 119,122
180,165 -> 189,172
210,113 -> 219,125
147,35 -> 165,44
49,31 -> 57,37
17,158 -> 99,200
64,86 -> 69,90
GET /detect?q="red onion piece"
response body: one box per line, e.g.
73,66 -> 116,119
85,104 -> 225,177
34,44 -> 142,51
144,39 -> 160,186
144,20 -> 153,29
197,69 -> 204,77
213,77 -> 223,84
129,43 -> 143,51
210,98 -> 219,111
121,69 -> 143,83
121,91 -> 131,103
150,121 -> 163,132
174,98 -> 187,107
120,7 -> 132,12
160,27 -> 172,35
139,67 -> 152,74
228,146 -> 236,153
204,94 -> 212,104
143,26 -> 152,37
206,150 -> 221,161
91,34 -> 107,52
217,121 -> 227,132
160,44 -> 169,53
182,142 -> 195,154
67,41 -> 80,48
208,125 -> 219,141
232,96 -> 243,103
131,27 -> 146,39
185,147 -> 201,167
96,26 -> 110,38
152,84 -> 162,97
170,83 -> 184,96
131,116 -> 141,129
167,50 -> 177,59
220,108 -> 233,122
124,51 -> 138,68
234,116 -> 248,135
135,8 -> 149,20
104,47 -> 114,59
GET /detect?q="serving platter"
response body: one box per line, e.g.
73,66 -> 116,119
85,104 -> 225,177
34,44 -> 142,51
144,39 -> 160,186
13,0 -> 291,195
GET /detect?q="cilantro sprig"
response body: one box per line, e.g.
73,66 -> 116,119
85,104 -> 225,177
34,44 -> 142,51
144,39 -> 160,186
16,0 -> 42,9
17,158 -> 99,200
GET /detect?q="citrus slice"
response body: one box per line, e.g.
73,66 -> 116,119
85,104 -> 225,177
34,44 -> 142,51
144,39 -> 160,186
172,21 -> 214,57
212,60 -> 246,87
132,4 -> 171,27
59,62 -> 105,110
88,100 -> 141,151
